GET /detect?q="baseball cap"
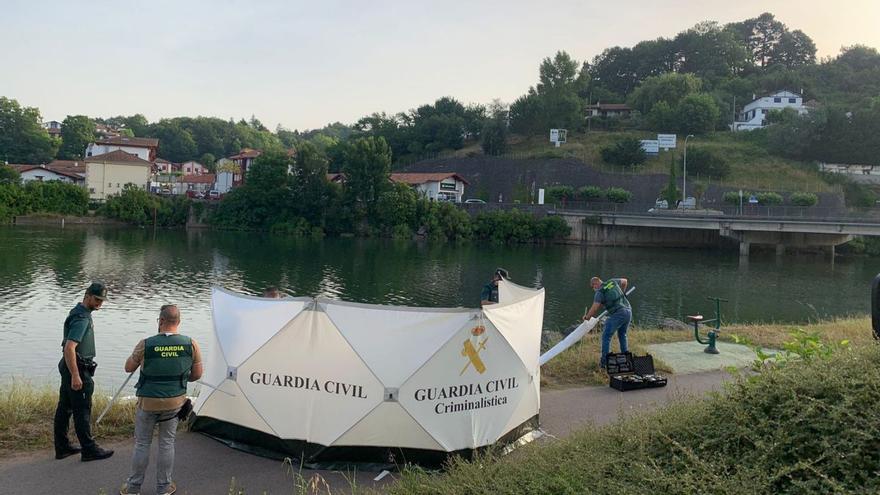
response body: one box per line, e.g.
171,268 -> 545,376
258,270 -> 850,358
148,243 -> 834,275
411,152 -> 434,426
86,282 -> 109,301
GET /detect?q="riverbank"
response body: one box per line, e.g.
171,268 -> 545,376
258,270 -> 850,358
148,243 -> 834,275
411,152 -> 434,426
11,213 -> 126,226
540,315 -> 870,388
2,317 -> 870,458
391,342 -> 880,495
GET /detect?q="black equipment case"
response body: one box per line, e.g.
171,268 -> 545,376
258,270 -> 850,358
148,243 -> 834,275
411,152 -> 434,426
606,352 -> 668,392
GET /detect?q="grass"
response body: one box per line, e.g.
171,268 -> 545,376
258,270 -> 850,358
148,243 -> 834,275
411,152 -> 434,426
501,131 -> 839,194
540,316 -> 871,388
390,342 -> 880,495
0,380 -> 136,456
2,317 -> 870,459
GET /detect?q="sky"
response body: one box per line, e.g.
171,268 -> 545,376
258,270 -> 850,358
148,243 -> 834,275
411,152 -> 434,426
2,0 -> 879,131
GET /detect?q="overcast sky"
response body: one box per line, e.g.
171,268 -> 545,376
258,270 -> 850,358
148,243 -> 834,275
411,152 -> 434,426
3,0 -> 878,130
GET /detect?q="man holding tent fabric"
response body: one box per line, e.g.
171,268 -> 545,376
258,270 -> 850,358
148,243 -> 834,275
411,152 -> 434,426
120,305 -> 202,495
584,276 -> 631,369
480,268 -> 509,306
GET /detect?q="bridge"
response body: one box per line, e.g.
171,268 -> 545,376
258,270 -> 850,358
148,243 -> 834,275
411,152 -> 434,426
552,205 -> 880,257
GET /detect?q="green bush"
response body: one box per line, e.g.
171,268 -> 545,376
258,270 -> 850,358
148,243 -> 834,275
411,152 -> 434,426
757,192 -> 783,205
789,192 -> 818,207
575,186 -> 605,201
545,186 -> 575,204
600,138 -> 647,167
0,181 -> 89,219
681,147 -> 731,179
722,191 -> 752,206
392,345 -> 880,495
605,187 -> 633,203
473,209 -> 538,243
99,185 -> 191,226
536,215 -> 571,240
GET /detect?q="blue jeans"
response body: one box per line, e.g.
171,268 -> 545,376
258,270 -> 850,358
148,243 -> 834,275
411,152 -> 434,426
600,308 -> 631,367
124,407 -> 179,494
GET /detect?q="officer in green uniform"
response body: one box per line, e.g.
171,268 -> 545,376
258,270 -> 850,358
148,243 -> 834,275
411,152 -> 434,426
480,268 -> 509,306
584,276 -> 632,368
120,304 -> 202,495
54,282 -> 115,461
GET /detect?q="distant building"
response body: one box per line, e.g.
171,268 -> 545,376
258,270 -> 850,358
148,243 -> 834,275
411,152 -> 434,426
86,136 -> 159,162
94,123 -> 121,138
228,148 -> 262,181
181,160 -> 208,175
179,173 -> 216,195
214,158 -> 240,193
818,162 -> 880,184
153,157 -> 174,174
85,150 -> 153,200
42,120 -> 62,139
390,173 -> 469,203
733,90 -> 809,131
9,164 -> 82,184
585,103 -> 633,119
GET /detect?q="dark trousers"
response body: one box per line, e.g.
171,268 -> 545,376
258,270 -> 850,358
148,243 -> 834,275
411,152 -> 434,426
53,360 -> 97,453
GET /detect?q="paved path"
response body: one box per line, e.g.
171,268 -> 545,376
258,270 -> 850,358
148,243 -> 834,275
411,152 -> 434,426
0,370 -> 731,495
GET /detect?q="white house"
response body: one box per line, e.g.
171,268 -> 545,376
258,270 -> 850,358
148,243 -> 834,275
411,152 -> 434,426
42,120 -> 62,139
585,103 -> 633,119
390,173 -> 469,203
85,150 -> 153,200
10,164 -> 82,184
733,90 -> 808,131
153,157 -> 175,174
181,160 -> 208,175
86,136 -> 159,162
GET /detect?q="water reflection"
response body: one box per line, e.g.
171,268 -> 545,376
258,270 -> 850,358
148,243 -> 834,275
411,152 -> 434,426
1,225 -> 876,387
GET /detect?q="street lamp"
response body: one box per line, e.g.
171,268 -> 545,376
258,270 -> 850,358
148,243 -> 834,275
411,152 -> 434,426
683,134 -> 695,204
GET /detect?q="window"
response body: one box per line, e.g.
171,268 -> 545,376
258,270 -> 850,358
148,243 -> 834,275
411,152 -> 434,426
117,183 -> 120,188
761,109 -> 767,114
89,188 -> 95,193
774,97 -> 782,103
789,98 -> 797,103
108,182 -> 112,187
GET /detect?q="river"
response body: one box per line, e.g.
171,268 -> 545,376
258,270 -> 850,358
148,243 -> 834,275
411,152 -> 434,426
2,225 -> 876,387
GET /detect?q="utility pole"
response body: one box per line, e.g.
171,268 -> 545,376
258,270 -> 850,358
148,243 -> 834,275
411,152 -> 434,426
732,96 -> 736,131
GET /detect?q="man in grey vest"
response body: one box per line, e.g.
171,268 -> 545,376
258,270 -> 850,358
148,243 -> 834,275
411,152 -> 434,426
120,305 -> 202,495
584,276 -> 632,369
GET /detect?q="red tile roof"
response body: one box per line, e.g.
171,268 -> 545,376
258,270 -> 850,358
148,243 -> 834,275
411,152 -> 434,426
8,164 -> 83,180
94,136 -> 159,148
390,173 -> 469,185
181,174 -> 216,184
46,160 -> 87,178
154,157 -> 172,164
85,150 -> 153,167
229,148 -> 262,159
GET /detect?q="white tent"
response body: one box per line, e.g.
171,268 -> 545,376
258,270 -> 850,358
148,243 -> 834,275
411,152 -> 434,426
191,281 -> 544,464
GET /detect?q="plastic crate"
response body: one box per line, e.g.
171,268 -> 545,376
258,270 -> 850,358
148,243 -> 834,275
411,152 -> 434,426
606,352 -> 667,392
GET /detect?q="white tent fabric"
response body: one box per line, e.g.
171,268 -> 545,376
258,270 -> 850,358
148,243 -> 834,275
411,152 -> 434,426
193,283 -> 543,456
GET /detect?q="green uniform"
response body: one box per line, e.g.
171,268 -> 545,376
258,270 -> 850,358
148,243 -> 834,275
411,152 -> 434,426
62,302 -> 96,360
136,334 -> 194,399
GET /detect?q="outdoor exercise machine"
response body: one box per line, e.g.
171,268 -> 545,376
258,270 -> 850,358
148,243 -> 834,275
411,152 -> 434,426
687,296 -> 727,354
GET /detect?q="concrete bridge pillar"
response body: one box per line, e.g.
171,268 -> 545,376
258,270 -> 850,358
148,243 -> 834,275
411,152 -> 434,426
739,241 -> 750,257
776,244 -> 785,256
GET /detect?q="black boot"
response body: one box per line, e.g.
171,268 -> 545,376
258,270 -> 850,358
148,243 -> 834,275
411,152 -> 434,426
81,446 -> 114,462
55,446 -> 82,460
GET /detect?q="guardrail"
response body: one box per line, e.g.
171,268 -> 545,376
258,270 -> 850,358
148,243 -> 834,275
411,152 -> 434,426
552,201 -> 880,223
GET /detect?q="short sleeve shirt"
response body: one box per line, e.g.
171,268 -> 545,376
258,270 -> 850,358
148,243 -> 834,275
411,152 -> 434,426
593,279 -> 631,313
62,303 -> 96,359
129,334 -> 202,412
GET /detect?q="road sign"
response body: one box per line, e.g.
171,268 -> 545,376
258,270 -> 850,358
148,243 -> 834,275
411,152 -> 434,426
657,134 -> 677,149
640,139 -> 660,154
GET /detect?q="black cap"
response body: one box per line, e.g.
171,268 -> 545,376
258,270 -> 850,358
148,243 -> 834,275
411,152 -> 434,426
86,282 -> 108,301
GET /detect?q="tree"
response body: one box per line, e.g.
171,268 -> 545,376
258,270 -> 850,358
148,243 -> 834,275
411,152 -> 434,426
151,120 -> 198,162
0,164 -> 20,184
0,97 -> 58,164
771,30 -> 817,68
510,51 -> 587,134
481,117 -> 508,156
729,12 -> 787,68
341,137 -> 392,210
289,141 -> 330,226
675,93 -> 720,134
661,152 -> 680,208
680,147 -> 731,179
58,115 -> 96,160
674,21 -> 750,79
601,138 -> 647,166
629,73 -> 703,114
